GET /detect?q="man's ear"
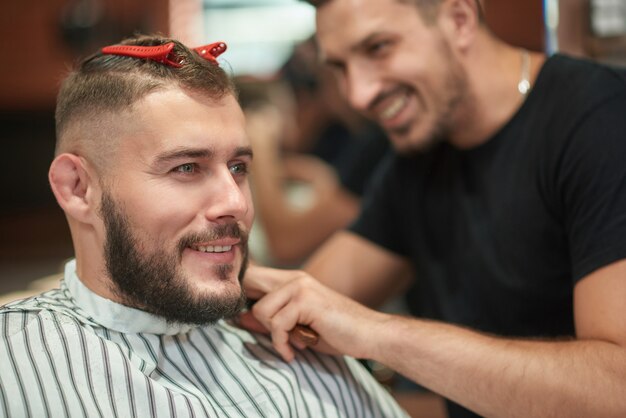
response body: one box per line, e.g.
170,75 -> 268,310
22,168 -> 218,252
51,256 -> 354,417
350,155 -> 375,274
438,0 -> 481,51
49,153 -> 99,223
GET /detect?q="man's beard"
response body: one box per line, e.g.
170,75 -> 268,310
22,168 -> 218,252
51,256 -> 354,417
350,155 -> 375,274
99,192 -> 248,326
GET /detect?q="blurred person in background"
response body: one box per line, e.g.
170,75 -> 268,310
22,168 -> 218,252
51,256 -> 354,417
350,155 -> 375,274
242,0 -> 626,417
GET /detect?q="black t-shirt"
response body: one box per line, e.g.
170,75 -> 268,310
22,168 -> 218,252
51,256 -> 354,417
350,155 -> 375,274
350,55 -> 626,416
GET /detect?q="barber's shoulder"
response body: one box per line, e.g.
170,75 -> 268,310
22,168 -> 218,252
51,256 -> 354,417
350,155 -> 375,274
554,54 -> 626,95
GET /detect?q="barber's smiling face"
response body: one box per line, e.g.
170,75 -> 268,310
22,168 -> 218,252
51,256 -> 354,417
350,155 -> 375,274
316,0 -> 470,153
97,88 -> 254,324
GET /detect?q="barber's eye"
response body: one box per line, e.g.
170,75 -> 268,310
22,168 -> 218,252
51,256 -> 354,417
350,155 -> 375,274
175,163 -> 196,173
367,40 -> 391,56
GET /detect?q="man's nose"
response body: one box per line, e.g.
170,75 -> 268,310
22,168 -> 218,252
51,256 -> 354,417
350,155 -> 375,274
343,64 -> 381,113
203,169 -> 250,222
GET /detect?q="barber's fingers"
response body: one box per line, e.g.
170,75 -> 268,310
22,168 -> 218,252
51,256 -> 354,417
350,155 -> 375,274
273,295 -> 328,361
237,310 -> 269,334
268,302 -> 301,362
243,265 -> 306,299
251,276 -> 321,361
242,265 -> 271,298
251,274 -> 318,328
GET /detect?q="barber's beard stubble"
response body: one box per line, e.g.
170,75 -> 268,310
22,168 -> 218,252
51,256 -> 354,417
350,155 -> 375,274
99,192 -> 248,325
385,40 -> 470,156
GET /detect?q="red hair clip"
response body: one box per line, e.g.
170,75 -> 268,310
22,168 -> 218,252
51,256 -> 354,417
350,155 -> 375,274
101,41 -> 228,68
193,42 -> 227,64
101,42 -> 183,68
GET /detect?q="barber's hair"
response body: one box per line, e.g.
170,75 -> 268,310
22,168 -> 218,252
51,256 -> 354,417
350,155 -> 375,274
302,0 -> 483,25
302,0 -> 441,20
55,34 -> 236,157
401,0 -> 443,23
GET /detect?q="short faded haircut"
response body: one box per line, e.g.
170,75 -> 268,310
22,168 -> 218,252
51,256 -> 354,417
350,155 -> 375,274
55,34 -> 236,167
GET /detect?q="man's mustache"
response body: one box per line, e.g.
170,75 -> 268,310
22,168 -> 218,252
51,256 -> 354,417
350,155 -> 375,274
178,223 -> 248,253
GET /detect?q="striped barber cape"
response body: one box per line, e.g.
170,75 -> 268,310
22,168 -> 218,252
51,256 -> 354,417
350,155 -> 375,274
0,259 -> 408,417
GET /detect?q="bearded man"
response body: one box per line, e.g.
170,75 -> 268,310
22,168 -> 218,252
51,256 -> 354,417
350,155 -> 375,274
0,34 -> 407,418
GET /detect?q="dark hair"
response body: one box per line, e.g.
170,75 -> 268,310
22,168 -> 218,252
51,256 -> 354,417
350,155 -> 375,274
55,34 -> 236,155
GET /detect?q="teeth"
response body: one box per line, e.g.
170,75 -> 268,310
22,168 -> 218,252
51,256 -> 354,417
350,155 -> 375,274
379,94 -> 407,120
195,245 -> 232,253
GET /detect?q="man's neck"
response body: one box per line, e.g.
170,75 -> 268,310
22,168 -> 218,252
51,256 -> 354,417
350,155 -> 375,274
448,34 -> 546,149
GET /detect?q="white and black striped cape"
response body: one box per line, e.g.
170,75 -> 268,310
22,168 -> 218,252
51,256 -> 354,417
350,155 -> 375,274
0,260 -> 408,417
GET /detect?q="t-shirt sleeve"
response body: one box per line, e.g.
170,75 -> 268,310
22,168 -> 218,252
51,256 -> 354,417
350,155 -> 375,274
558,92 -> 626,283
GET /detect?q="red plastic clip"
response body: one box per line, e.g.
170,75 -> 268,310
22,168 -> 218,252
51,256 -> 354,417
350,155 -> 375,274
194,42 -> 227,64
101,42 -> 183,68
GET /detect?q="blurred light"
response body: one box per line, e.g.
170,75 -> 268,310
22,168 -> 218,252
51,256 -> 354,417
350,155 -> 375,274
590,0 -> 626,37
544,0 -> 559,54
201,0 -> 315,76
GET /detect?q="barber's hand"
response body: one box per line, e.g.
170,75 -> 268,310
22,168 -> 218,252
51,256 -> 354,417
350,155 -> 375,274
240,265 -> 305,336
239,264 -> 296,335
241,266 -> 389,362
243,264 -> 292,299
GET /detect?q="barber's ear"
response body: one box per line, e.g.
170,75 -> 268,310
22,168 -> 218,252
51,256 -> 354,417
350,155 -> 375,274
438,0 -> 480,51
49,153 -> 99,223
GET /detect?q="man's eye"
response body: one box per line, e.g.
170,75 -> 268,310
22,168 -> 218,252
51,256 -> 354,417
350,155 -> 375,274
229,163 -> 248,175
174,163 -> 196,173
367,40 -> 391,56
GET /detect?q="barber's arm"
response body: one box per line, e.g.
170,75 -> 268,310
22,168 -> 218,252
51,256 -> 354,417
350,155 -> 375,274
304,230 -> 413,307
246,258 -> 626,418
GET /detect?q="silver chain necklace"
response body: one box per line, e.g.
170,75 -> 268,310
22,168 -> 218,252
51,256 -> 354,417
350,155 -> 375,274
518,49 -> 531,96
